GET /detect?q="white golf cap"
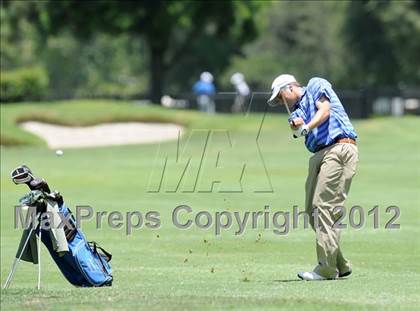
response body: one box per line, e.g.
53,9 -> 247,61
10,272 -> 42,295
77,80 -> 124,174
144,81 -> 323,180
267,74 -> 297,104
200,71 -> 214,83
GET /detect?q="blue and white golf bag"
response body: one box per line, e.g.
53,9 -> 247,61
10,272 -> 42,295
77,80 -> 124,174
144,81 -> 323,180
9,165 -> 113,288
40,198 -> 113,287
17,190 -> 113,287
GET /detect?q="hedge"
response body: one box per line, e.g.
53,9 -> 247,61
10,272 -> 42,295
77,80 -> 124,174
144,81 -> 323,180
0,67 -> 49,102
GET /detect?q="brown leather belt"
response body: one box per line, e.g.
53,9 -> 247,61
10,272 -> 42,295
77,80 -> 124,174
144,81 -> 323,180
316,137 -> 356,152
335,137 -> 356,145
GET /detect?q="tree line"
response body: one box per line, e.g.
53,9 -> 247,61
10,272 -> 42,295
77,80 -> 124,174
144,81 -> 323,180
1,0 -> 419,103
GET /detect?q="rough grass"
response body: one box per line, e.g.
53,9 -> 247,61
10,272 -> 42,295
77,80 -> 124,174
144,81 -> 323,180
1,100 -> 420,310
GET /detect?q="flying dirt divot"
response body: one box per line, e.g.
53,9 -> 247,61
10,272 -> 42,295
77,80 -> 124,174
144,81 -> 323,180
21,121 -> 183,149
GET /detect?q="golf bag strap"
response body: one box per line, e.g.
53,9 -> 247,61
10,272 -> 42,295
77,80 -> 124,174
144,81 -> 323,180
89,242 -> 112,262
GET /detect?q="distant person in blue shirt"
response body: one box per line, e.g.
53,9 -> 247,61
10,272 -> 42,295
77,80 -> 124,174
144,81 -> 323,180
193,72 -> 216,114
268,74 -> 359,281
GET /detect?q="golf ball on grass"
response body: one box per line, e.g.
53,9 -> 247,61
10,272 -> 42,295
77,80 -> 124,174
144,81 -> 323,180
55,149 -> 64,156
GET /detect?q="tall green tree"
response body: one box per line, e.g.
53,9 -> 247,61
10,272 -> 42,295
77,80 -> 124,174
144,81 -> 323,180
0,0 -> 47,70
343,0 -> 420,87
219,1 -> 349,90
1,0 -> 149,99
45,1 -> 260,102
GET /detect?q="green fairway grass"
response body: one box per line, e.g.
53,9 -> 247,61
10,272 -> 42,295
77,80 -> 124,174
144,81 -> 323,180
1,101 -> 420,310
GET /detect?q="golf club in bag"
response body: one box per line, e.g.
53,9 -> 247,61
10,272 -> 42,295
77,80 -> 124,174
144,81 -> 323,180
3,165 -> 113,288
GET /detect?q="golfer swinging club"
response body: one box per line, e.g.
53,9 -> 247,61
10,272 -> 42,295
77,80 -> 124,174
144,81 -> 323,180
268,74 -> 358,281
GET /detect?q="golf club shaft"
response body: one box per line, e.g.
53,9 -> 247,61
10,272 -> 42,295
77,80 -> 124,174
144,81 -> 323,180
280,95 -> 300,138
280,94 -> 293,118
284,101 -> 292,115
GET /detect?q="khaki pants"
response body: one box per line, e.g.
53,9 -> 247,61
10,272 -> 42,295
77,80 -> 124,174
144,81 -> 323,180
305,143 -> 358,278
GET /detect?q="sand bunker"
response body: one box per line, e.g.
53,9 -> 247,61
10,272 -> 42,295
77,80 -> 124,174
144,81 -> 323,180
21,121 -> 183,149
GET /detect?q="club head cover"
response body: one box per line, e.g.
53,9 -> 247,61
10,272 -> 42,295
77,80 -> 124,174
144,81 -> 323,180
11,165 -> 34,185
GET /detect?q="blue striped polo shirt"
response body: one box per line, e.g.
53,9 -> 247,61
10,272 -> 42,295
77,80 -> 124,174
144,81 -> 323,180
288,77 -> 357,153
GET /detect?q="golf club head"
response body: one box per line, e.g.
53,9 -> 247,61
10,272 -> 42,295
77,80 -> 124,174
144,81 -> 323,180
11,165 -> 34,185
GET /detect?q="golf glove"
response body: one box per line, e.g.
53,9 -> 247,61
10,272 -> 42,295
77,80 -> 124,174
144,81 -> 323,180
292,124 -> 310,138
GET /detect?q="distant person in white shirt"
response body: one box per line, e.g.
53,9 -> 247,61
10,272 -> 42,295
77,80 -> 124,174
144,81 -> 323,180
230,72 -> 250,113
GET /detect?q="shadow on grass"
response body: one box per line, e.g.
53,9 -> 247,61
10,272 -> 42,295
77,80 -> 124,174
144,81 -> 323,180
273,279 -> 301,283
273,278 -> 349,283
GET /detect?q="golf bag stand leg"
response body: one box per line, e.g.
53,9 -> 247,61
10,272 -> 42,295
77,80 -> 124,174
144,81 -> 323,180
3,212 -> 42,290
2,226 -> 36,289
37,225 -> 42,290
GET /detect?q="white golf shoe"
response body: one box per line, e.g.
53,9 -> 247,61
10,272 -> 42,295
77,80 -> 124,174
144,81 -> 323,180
297,271 -> 332,281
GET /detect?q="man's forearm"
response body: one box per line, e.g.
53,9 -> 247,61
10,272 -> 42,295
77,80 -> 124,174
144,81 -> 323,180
307,98 -> 330,130
307,109 -> 329,130
290,97 -> 330,136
